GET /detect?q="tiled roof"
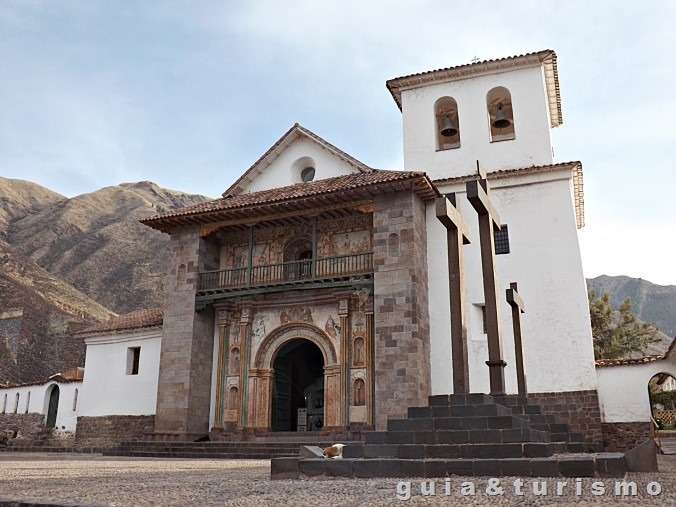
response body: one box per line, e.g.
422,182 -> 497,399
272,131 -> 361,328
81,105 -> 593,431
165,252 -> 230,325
75,308 -> 163,336
386,50 -> 562,128
142,170 -> 439,233
595,338 -> 676,367
1,368 -> 84,388
433,162 -> 585,229
224,123 -> 373,197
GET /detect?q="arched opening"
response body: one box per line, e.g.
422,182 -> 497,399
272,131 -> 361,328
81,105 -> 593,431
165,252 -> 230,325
283,237 -> 313,281
434,96 -> 461,150
227,386 -> 239,411
353,378 -> 366,406
649,372 -> 676,432
46,385 -> 60,428
271,338 -> 324,432
487,86 -> 515,142
25,391 -> 30,413
13,393 -> 19,414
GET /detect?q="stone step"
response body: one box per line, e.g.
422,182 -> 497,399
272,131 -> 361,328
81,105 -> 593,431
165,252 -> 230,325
408,404 -> 512,418
430,393 -> 495,406
347,442 -> 559,459
271,453 -> 627,479
366,428 -> 550,446
387,415 -> 530,432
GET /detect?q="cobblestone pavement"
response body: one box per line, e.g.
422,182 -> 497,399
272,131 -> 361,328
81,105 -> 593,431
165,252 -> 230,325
0,453 -> 674,506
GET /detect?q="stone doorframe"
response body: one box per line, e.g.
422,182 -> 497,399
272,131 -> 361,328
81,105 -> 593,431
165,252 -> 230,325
247,323 -> 341,430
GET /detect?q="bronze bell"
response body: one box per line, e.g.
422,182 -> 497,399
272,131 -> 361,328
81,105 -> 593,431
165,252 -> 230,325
492,103 -> 511,129
440,115 -> 458,137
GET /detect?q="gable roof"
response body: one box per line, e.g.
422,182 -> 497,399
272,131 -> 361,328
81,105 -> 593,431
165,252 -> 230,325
224,123 -> 374,197
143,170 -> 439,233
386,49 -> 562,128
75,308 -> 163,336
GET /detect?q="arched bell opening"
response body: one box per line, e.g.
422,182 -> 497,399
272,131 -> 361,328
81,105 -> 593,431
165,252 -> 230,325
487,86 -> 516,142
271,338 -> 325,431
434,96 -> 461,151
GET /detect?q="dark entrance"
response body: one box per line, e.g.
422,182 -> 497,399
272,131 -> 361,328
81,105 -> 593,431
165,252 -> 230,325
46,385 -> 60,428
271,339 -> 324,431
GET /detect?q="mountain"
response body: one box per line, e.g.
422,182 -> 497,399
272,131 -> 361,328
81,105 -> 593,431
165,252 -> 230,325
587,275 -> 676,345
0,238 -> 115,383
5,180 -> 211,314
0,177 -> 64,240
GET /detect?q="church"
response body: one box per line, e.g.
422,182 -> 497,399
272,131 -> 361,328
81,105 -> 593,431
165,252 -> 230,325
134,48 -> 597,441
5,50 -> 633,451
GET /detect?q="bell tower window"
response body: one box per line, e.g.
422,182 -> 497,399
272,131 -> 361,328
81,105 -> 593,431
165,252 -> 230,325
487,87 -> 515,142
434,97 -> 461,151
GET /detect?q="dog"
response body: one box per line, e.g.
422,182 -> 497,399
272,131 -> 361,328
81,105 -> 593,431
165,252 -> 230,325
322,443 -> 345,459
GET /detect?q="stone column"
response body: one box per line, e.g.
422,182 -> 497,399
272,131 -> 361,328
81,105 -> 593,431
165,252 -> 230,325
239,310 -> 251,428
372,190 -> 431,430
247,368 -> 273,429
155,225 -> 219,438
338,299 -> 349,426
214,310 -> 229,427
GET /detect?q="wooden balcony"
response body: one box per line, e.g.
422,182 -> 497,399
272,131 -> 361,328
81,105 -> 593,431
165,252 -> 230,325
197,252 -> 373,299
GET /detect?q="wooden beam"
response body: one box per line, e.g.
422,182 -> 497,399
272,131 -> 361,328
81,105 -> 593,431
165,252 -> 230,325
506,282 -> 527,396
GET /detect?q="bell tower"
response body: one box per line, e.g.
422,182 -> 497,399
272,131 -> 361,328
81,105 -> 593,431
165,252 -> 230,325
386,50 -> 562,179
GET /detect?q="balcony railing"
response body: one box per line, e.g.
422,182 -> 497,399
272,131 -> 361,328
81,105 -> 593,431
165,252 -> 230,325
198,252 -> 373,294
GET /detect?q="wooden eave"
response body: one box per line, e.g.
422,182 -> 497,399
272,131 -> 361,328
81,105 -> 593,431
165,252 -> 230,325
143,175 -> 439,234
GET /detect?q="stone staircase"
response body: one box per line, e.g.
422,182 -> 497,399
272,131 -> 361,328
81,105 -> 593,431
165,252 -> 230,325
271,394 -> 626,479
103,434 -> 345,460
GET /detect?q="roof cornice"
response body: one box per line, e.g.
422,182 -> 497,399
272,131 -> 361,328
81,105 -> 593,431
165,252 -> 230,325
433,161 -> 584,229
386,49 -> 562,128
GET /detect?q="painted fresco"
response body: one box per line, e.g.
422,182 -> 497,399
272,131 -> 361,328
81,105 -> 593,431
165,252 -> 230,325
317,229 -> 371,257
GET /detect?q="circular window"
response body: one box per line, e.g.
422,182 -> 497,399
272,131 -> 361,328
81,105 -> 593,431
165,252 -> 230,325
301,167 -> 316,182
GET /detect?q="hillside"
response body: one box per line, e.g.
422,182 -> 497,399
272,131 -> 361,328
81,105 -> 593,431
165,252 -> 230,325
0,238 -> 115,383
587,275 -> 676,340
5,180 -> 211,314
0,177 -> 64,240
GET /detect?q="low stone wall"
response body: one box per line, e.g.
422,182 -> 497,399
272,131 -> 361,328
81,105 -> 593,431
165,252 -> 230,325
75,415 -> 155,447
0,413 -> 46,443
602,422 -> 651,452
527,390 -> 603,444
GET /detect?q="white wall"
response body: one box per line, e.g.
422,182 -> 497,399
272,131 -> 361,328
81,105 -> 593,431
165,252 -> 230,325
597,358 -> 676,422
401,65 -> 553,179
79,330 -> 161,417
0,381 -> 82,433
427,167 -> 596,395
242,136 -> 362,194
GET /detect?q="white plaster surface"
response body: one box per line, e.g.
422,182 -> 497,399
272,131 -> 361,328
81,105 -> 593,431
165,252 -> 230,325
596,358 -> 676,422
0,381 -> 82,433
401,65 -> 554,179
79,330 -> 161,417
427,168 -> 597,395
239,136 -> 362,194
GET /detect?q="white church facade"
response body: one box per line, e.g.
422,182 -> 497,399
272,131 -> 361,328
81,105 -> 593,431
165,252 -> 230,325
4,50 -> 669,452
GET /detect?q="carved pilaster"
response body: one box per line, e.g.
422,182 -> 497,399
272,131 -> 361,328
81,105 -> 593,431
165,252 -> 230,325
323,364 -> 342,428
338,299 -> 349,426
239,309 -> 251,428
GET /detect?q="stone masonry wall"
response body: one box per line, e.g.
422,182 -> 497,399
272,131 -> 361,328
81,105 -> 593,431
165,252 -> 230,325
373,190 -> 431,430
601,422 -> 651,452
527,390 -> 602,444
0,413 -> 45,442
155,225 -> 218,438
75,415 -> 155,447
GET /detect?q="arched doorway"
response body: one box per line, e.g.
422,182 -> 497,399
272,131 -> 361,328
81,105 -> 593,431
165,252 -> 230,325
271,339 -> 324,431
46,385 -> 60,429
649,372 -> 676,432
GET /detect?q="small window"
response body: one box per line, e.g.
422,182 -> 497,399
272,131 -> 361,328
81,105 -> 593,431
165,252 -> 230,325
14,393 -> 19,413
494,225 -> 510,255
300,167 -> 315,182
127,347 -> 141,375
73,388 -> 79,411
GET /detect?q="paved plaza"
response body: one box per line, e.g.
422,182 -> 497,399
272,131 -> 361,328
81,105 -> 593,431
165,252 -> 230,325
0,453 -> 674,506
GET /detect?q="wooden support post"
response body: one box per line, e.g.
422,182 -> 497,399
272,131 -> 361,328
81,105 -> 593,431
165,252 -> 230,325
467,162 -> 507,395
506,282 -> 527,396
435,194 -> 471,394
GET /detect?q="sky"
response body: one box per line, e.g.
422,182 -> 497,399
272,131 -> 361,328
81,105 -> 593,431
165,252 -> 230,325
1,1 -> 675,286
